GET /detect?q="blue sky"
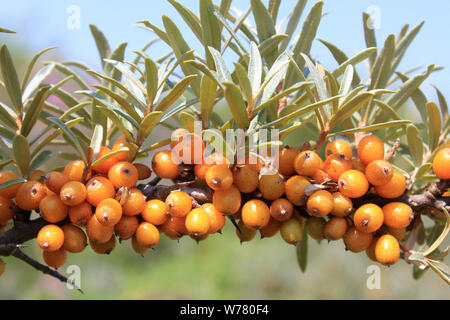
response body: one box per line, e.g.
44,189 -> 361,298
0,0 -> 449,100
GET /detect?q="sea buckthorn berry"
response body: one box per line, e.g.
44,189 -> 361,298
122,188 -> 146,216
278,147 -> 300,176
386,226 -> 407,241
205,165 -> 233,191
95,198 -> 122,227
331,192 -> 353,217
375,234 -> 400,265
39,194 -> 68,223
382,202 -> 413,229
280,218 -> 303,245
236,220 -> 257,243
232,209 -> 241,221
185,208 -> 210,236
16,181 -> 47,210
259,173 -> 285,200
285,175 -> 310,206
170,216 -> 189,235
114,215 -> 139,240
202,203 -> 225,234
233,165 -> 259,193
294,151 -> 323,177
365,160 -> 393,186
86,215 -> 114,243
354,203 -> 384,233
259,218 -> 281,239
62,224 -> 87,253
343,227 -> 373,252
166,190 -> 192,218
307,190 -> 334,217
358,135 -> 385,165
37,224 -> 64,252
64,160 -> 90,182
0,196 -> 15,224
43,249 -> 67,269
325,139 -> 353,160
311,169 -> 330,184
0,171 -> 21,198
338,169 -> 369,198
152,150 -> 179,179
172,133 -> 205,165
135,163 -> 152,180
142,199 -> 168,225
352,158 -> 366,173
212,185 -> 241,215
85,176 -> 115,207
68,202 -> 92,226
111,136 -> 131,162
195,153 -> 230,180
29,170 -> 45,181
190,233 -> 209,243
432,148 -> 450,180
305,217 -> 326,241
108,162 -> 138,189
44,171 -> 69,195
270,198 -> 293,222
241,199 -> 270,229
323,154 -> 352,182
90,235 -> 116,255
170,128 -> 189,149
60,181 -> 86,207
132,235 -> 150,254
135,222 -> 160,248
160,217 -> 183,240
0,259 -> 5,276
238,153 -> 265,173
374,170 -> 406,199
366,237 -> 378,262
92,146 -> 119,174
323,217 -> 348,241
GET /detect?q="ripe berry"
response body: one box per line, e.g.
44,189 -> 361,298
90,235 -> 116,255
270,198 -> 293,222
160,216 -> 183,240
111,136 -> 131,162
432,148 -> 450,180
206,165 -> 233,191
233,165 -> 259,193
40,194 -> 68,223
278,147 -> 300,176
0,196 -> 15,224
135,163 -> 152,180
16,181 -> 47,210
37,224 -> 64,252
357,135 -> 384,165
92,146 -> 119,174
386,226 -> 407,241
190,233 -> 209,243
194,153 -> 230,180
62,224 -> 87,253
343,226 -> 373,252
259,173 -> 285,200
212,185 -> 241,215
68,201 -> 92,226
323,217 -> 348,241
280,218 -> 303,245
311,169 -> 330,184
382,202 -> 413,229
352,158 -> 366,172
135,222 -> 160,248
60,181 -> 87,207
185,208 -> 210,236
240,153 -> 265,173
202,203 -> 225,234
338,169 -> 369,198
325,139 -> 353,160
132,234 -> 150,254
86,215 -> 114,243
44,171 -> 69,194
305,217 -> 325,241
43,248 -> 67,269
114,215 -> 139,240
374,170 -> 406,199
64,160 -> 90,182
294,151 -> 323,176
172,132 -> 205,165
375,234 -> 400,265
285,175 -> 310,206
170,128 -> 189,149
166,190 -> 192,217
122,188 -> 146,216
0,171 -> 21,198
152,150 -> 179,179
307,190 -> 334,217
259,218 -> 281,238
108,162 -> 138,189
85,176 -> 115,207
366,237 -> 378,262
236,220 -> 256,243
353,203 -> 384,233
169,215 -> 189,235
241,199 -> 270,229
331,192 -> 353,217
142,199 -> 168,225
365,160 -> 393,186
323,154 -> 352,181
95,198 -> 122,227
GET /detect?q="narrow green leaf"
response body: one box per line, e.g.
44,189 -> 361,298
168,0 -> 203,44
208,47 -> 232,83
89,24 -> 111,69
395,71 -> 428,124
0,126 -> 15,140
330,92 -> 374,128
145,57 -> 158,105
104,42 -> 128,82
92,147 -> 129,168
0,45 -> 22,113
137,111 -> 163,145
21,86 -> 50,137
95,106 -> 134,143
328,120 -> 411,137
178,112 -> 197,132
0,27 -> 15,34
426,102 -> 441,151
259,52 -> 290,105
369,34 -> 395,90
13,134 -> 31,177
51,62 -> 90,90
332,47 -> 377,78
155,75 -> 197,112
0,179 -> 26,191
362,12 -> 377,67
29,150 -> 53,172
268,0 -> 282,22
279,0 -> 307,52
223,82 -> 250,129
200,0 -> 221,68
184,60 -> 222,88
415,163 -> 432,181
234,63 -> 253,104
302,53 -> 328,102
93,85 -> 142,123
47,117 -> 87,162
90,124 -> 103,163
251,0 -> 277,65
296,229 -> 308,272
200,75 -> 217,125
0,102 -> 18,130
406,124 -> 424,166
248,42 -> 262,99
258,34 -> 289,58
372,99 -> 401,121
160,98 -> 200,123
21,46 -> 57,91
338,65 -> 354,101
431,84 -> 449,120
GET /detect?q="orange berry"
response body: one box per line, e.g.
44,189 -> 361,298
382,202 -> 413,229
85,176 -> 115,207
325,139 -> 353,160
259,173 -> 285,200
323,154 -> 352,182
432,148 -> 450,180
95,198 -> 122,227
0,196 -> 15,224
92,146 -> 119,174
170,128 -> 189,149
278,147 -> 300,176
194,153 -> 230,180
160,216 -> 183,240
212,185 -> 241,215
307,190 -> 334,217
331,192 -> 353,217
111,136 -> 130,162
280,218 -> 303,245
142,199 -> 168,225
375,234 -> 400,265
64,160 -> 90,182
108,162 -> 138,189
323,217 -> 348,240
135,222 -> 160,248
202,203 -> 225,234
285,175 -> 310,206
358,135 -> 384,165
172,133 -> 205,165
90,235 -> 116,255
236,220 -> 256,243
37,224 -> 64,252
205,165 -> 233,191
131,234 -> 150,254
365,160 -> 393,186
352,158 -> 366,173
190,233 -> 209,243
374,171 -> 406,199
122,188 -> 146,216
269,198 -> 293,222
134,163 -> 152,180
185,208 -> 210,236
40,194 -> 68,223
305,217 -> 326,240
311,169 -> 330,184
294,151 -> 323,177
165,190 -> 192,218
68,201 -> 92,226
0,171 -> 21,198
386,226 -> 407,241
43,248 -> 67,269
62,224 -> 87,253
44,171 -> 69,194
233,165 -> 259,193
366,237 -> 378,262
343,226 -> 373,252
338,169 -> 369,198
241,199 -> 270,229
259,218 -> 281,238
60,181 -> 87,206
114,215 -> 139,240
152,150 -> 179,179
238,153 -> 265,173
86,215 -> 114,243
16,181 -> 47,210
170,215 -> 189,235
353,203 -> 384,233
